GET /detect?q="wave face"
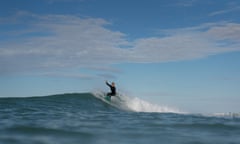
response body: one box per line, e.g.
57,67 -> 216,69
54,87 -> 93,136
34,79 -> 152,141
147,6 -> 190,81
0,93 -> 240,144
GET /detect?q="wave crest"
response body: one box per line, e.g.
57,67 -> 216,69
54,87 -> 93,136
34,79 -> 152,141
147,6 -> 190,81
92,91 -> 180,113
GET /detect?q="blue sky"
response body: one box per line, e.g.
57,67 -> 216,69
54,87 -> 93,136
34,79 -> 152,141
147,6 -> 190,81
0,0 -> 240,113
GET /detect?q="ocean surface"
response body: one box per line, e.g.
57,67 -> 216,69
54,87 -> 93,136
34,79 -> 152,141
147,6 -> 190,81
0,92 -> 239,144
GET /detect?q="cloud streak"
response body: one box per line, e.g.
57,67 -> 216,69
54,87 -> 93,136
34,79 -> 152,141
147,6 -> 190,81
1,13 -> 240,75
209,6 -> 240,16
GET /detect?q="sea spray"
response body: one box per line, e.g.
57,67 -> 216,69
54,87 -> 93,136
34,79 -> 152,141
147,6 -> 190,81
124,96 -> 180,113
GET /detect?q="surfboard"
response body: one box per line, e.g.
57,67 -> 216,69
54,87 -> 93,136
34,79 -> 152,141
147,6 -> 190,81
104,95 -> 111,102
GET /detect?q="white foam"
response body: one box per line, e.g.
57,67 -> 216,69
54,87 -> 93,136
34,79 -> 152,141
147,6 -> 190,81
120,95 -> 180,113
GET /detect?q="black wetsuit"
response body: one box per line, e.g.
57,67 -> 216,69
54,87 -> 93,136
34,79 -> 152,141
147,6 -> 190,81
106,82 -> 116,96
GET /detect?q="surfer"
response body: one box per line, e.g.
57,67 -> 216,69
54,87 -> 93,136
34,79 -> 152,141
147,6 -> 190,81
105,81 -> 116,97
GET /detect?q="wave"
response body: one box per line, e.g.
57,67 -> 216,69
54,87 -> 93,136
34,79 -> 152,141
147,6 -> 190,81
2,92 -> 238,117
0,92 -> 183,114
0,92 -> 179,113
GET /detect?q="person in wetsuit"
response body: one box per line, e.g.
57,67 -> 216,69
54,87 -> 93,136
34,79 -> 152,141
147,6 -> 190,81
106,81 -> 116,97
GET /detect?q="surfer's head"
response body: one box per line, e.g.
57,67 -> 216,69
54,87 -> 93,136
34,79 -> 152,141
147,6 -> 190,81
111,82 -> 115,86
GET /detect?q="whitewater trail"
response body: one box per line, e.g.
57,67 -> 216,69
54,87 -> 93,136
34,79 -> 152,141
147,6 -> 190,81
92,91 -> 181,113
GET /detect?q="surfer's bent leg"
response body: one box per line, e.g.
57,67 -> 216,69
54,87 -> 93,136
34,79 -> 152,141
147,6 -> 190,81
107,93 -> 112,97
107,93 -> 116,97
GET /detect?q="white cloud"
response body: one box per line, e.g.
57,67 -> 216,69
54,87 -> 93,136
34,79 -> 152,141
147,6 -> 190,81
129,22 -> 240,63
204,23 -> 240,42
38,71 -> 96,79
44,0 -> 85,4
175,0 -> 198,7
1,13 -> 240,75
209,6 -> 240,16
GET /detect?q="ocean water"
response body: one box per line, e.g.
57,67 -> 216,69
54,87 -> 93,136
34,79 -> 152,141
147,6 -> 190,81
0,92 -> 239,144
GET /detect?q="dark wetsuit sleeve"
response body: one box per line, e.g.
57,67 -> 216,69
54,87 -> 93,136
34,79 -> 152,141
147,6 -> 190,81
106,82 -> 111,87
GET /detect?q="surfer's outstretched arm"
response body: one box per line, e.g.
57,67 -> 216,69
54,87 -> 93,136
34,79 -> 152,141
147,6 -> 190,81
105,81 -> 111,87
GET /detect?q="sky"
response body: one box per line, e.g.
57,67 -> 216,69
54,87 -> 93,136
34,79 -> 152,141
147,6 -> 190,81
0,0 -> 240,113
